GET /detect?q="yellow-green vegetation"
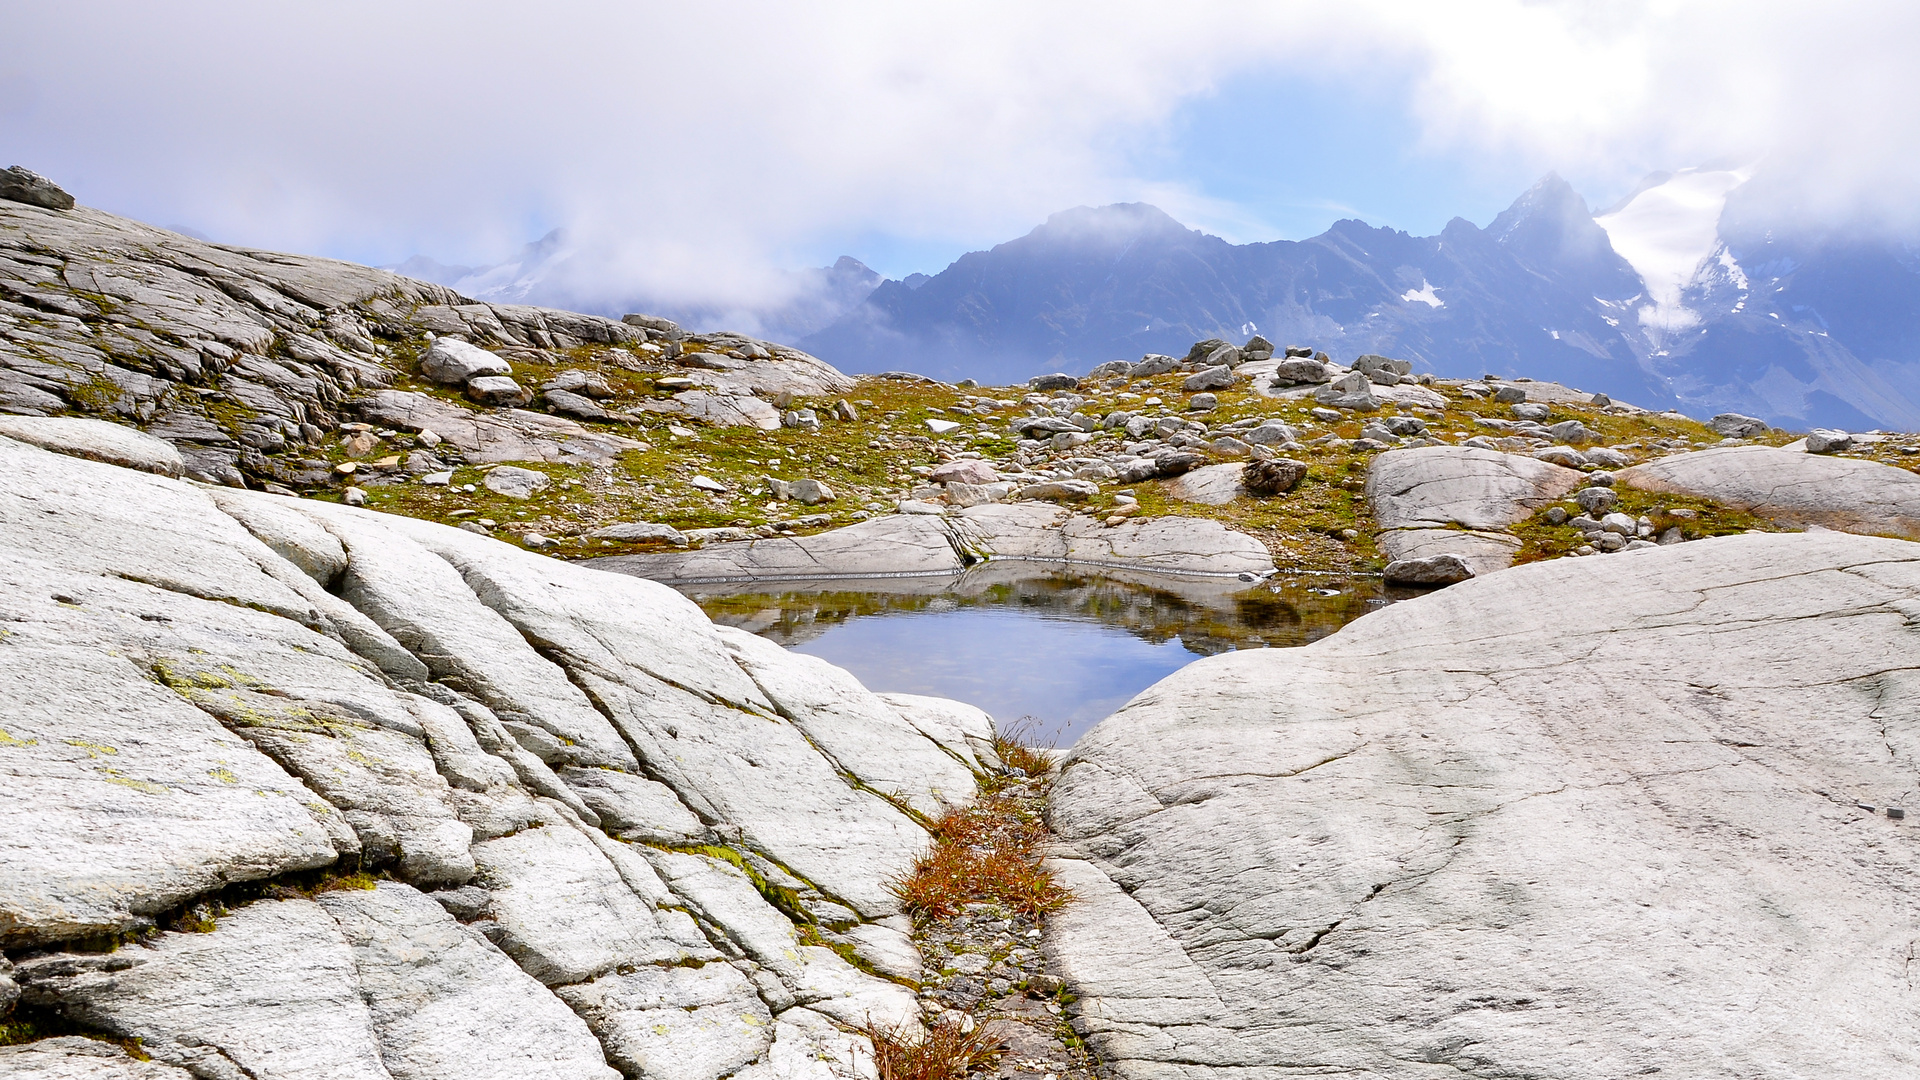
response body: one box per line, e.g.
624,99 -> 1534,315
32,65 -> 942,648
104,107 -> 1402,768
1512,487 -> 1780,564
270,333 -> 1913,575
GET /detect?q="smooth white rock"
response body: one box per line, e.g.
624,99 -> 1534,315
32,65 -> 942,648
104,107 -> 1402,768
556,962 -> 773,1080
0,416 -> 184,477
1050,532 -> 1920,1079
1617,444 -> 1920,539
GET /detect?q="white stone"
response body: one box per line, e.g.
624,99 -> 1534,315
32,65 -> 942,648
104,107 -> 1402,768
1050,532 -> 1920,1079
318,881 -> 619,1080
0,416 -> 184,477
1617,444 -> 1920,539
421,338 -> 511,384
482,466 -> 549,500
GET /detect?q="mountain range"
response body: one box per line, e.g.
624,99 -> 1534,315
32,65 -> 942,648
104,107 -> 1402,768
403,171 -> 1920,430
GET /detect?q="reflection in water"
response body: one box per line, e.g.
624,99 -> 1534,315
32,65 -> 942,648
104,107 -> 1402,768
689,569 -> 1409,747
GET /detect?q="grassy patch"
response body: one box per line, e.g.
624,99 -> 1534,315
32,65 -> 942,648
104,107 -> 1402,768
890,779 -> 1071,920
859,1016 -> 1003,1080
1511,486 -> 1785,564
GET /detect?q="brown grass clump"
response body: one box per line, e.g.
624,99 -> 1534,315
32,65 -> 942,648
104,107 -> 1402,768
861,1016 -> 1002,1080
890,790 -> 1072,919
992,716 -> 1057,778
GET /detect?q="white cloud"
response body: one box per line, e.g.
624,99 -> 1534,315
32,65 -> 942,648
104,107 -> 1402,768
4,0 -> 1918,313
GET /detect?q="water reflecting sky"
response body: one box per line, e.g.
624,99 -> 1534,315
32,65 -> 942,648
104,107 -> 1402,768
691,571 -> 1403,746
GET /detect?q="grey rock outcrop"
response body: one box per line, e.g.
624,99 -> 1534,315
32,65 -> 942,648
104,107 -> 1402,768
0,166 -> 75,210
0,201 -> 847,486
1367,445 -> 1584,577
593,502 -> 1275,584
1049,531 -> 1920,1079
1617,444 -> 1920,539
1,422 -> 984,1077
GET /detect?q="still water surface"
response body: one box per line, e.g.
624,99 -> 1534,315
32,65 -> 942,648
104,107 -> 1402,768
690,569 -> 1410,746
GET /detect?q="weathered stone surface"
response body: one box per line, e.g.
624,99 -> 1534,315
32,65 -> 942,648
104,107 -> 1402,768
928,459 -> 999,485
355,391 -> 643,465
1617,444 -> 1920,539
556,963 -> 772,1080
470,823 -> 689,985
632,390 -> 782,430
1,420 -> 979,1078
0,166 -> 76,210
1381,552 -> 1474,585
716,626 -> 978,816
1374,526 -> 1521,579
481,465 -> 549,500
464,376 -> 532,408
594,512 -> 966,584
586,521 -> 686,545
317,881 -> 618,1080
0,1036 -> 196,1078
0,416 -> 183,476
1243,457 -> 1307,495
1369,446 -> 1585,531
1050,532 -> 1920,1079
16,899 -> 391,1080
1161,463 -> 1244,505
419,338 -> 510,385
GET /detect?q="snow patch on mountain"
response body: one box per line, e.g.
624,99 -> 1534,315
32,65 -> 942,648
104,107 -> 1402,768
1595,167 -> 1751,334
1401,280 -> 1444,308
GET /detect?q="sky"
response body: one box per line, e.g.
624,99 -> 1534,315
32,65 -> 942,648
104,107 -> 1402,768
6,1 -> 1920,310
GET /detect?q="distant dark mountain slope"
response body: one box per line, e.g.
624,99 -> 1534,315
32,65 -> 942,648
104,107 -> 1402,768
802,178 -> 1675,408
804,174 -> 1920,429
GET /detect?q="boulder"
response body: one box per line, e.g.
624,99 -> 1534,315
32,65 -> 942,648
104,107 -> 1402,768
1351,353 -> 1412,385
1313,372 -> 1378,411
1018,479 -> 1100,502
483,465 -> 550,500
1049,532 -> 1920,1080
1162,463 -> 1244,506
1241,335 -> 1275,360
1270,359 -> 1333,386
1806,428 -> 1854,454
588,521 -> 688,545
0,166 -> 75,210
788,478 -> 836,505
541,369 -> 615,398
1242,421 -> 1298,446
1152,451 -> 1207,477
1129,355 -> 1179,377
1709,412 -> 1770,438
466,376 -> 533,407
1243,457 -> 1307,495
1616,444 -> 1920,539
0,415 -> 184,476
542,387 -> 613,420
1369,446 -> 1584,532
929,459 -> 999,486
421,338 -> 512,385
1381,552 -> 1474,585
1029,374 -> 1079,392
1182,365 -> 1236,392
1491,384 -> 1529,403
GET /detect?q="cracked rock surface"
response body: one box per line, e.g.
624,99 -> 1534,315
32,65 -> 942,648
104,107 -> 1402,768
1,424 -> 985,1079
1617,443 -> 1920,539
1048,530 -> 1920,1078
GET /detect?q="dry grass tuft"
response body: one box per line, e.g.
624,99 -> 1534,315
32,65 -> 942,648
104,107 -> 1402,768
992,716 -> 1057,778
890,791 -> 1072,919
861,1016 -> 1002,1080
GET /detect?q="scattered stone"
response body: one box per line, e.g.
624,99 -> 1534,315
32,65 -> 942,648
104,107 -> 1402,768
1130,355 -> 1178,377
1029,374 -> 1079,392
1313,372 -> 1379,411
484,465 -> 551,500
1243,421 -> 1298,445
688,475 -> 730,493
1187,393 -> 1217,411
1351,354 -> 1413,385
422,338 -> 512,385
1244,458 -> 1308,495
1210,436 -> 1253,457
1709,412 -> 1770,438
783,408 -> 821,432
926,418 -> 963,435
542,370 -> 615,397
1600,511 -> 1639,534
1491,384 -> 1528,403
1183,365 -> 1236,392
543,387 -> 612,420
344,486 -> 368,507
788,479 -> 836,505
1806,429 -> 1855,454
1535,446 -> 1586,469
1153,451 -> 1207,477
1270,358 -> 1334,386
588,522 -> 688,546
1574,486 -> 1619,515
1242,335 -> 1275,360
1512,403 -> 1552,421
1382,552 -> 1474,585
1547,419 -> 1598,444
0,165 -> 75,210
834,399 -> 859,422
929,460 -> 999,486
1018,480 -> 1099,502
466,376 -> 533,407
